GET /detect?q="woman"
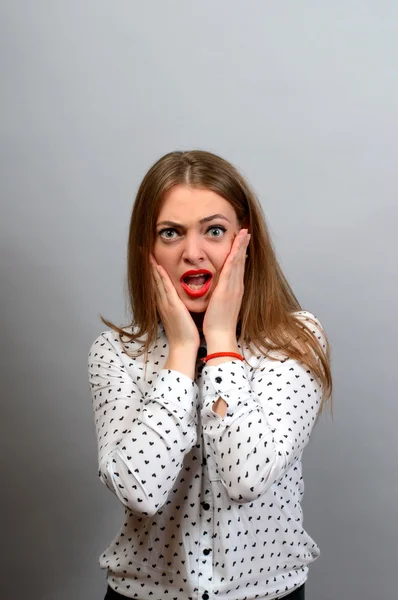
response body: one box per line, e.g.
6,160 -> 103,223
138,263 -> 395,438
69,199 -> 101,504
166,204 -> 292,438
88,150 -> 332,600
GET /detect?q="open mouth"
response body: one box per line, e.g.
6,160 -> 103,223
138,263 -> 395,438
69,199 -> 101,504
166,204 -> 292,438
182,273 -> 212,290
180,271 -> 213,298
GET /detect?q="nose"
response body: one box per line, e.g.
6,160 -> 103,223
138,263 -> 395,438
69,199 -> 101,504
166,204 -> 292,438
181,232 -> 205,264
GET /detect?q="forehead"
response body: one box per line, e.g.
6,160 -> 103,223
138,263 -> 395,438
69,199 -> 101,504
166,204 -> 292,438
157,185 -> 238,223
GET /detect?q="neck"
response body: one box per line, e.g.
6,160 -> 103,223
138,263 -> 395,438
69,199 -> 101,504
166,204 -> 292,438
190,311 -> 205,334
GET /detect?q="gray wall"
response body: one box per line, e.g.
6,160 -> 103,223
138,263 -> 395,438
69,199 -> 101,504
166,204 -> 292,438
1,2 -> 397,599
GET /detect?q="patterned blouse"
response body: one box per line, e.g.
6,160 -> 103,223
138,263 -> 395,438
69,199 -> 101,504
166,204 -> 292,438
88,311 -> 326,600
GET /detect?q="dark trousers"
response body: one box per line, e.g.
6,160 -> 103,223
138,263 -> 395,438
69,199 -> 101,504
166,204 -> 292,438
104,583 -> 305,599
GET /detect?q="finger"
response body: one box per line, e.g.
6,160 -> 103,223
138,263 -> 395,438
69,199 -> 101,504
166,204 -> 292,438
216,230 -> 247,288
152,260 -> 180,303
226,229 -> 248,271
226,231 -> 249,288
236,232 -> 250,281
244,233 -> 251,263
228,235 -> 246,286
149,255 -> 166,301
239,231 -> 250,260
149,253 -> 160,270
149,254 -> 161,285
235,229 -> 248,256
155,264 -> 173,296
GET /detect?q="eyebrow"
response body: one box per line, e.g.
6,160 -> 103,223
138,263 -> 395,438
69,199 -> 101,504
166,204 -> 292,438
156,213 -> 231,228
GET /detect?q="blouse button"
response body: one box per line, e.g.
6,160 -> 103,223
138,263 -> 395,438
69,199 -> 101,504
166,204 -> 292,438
202,502 -> 210,511
215,376 -> 222,383
202,594 -> 209,600
203,548 -> 211,555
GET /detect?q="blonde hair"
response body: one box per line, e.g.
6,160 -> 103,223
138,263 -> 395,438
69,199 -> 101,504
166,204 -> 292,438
100,150 -> 332,412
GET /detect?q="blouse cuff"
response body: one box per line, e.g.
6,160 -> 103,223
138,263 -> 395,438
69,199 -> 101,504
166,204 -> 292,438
200,360 -> 257,421
147,368 -> 199,420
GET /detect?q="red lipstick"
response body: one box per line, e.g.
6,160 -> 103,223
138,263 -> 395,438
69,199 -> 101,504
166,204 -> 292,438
180,269 -> 213,299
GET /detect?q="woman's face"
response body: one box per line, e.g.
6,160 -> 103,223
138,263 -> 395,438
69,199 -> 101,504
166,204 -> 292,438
153,185 -> 242,313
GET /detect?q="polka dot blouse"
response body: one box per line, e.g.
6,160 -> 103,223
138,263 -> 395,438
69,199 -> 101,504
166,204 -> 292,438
87,311 -> 326,600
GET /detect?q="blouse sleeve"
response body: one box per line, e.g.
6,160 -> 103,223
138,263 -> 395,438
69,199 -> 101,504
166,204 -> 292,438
88,333 -> 199,517
200,313 -> 326,502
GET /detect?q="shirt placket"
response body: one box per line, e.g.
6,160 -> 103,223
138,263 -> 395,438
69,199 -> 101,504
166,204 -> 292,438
197,458 -> 214,600
196,349 -> 214,600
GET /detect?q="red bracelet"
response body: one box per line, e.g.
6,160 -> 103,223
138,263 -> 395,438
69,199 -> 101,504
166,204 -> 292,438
202,352 -> 244,364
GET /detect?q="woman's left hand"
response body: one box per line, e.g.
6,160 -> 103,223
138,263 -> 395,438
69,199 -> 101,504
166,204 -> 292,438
202,228 -> 250,344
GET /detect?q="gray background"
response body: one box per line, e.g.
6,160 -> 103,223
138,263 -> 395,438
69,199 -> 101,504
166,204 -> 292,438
1,2 -> 397,599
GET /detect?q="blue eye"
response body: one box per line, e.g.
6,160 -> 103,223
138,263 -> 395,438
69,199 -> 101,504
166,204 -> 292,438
157,225 -> 226,241
158,228 -> 178,239
207,226 -> 226,237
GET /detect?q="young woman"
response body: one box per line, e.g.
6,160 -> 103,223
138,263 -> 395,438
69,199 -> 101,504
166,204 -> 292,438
88,150 -> 332,600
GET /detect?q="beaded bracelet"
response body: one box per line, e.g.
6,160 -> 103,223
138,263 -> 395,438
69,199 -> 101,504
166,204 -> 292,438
202,352 -> 244,364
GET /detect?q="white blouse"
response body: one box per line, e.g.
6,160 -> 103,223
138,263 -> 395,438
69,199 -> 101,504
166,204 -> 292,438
88,310 -> 326,600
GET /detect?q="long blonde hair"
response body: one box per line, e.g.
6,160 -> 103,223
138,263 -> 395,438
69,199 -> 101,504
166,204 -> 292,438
100,150 -> 332,412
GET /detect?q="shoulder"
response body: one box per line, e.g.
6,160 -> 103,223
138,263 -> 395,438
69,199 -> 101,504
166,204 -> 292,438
87,322 -> 165,363
88,329 -> 123,361
87,325 -> 146,358
242,310 -> 328,370
292,310 -> 328,351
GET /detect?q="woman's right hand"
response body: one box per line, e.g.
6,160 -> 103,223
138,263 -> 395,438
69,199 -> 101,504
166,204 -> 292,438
150,254 -> 201,353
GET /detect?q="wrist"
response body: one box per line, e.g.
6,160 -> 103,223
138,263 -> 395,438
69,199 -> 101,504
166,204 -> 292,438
168,343 -> 199,356
205,340 -> 239,355
165,346 -> 198,381
204,345 -> 241,367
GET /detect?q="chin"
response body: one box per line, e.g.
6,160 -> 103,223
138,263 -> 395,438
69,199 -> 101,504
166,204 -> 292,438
185,302 -> 209,313
188,307 -> 208,314
181,298 -> 209,312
